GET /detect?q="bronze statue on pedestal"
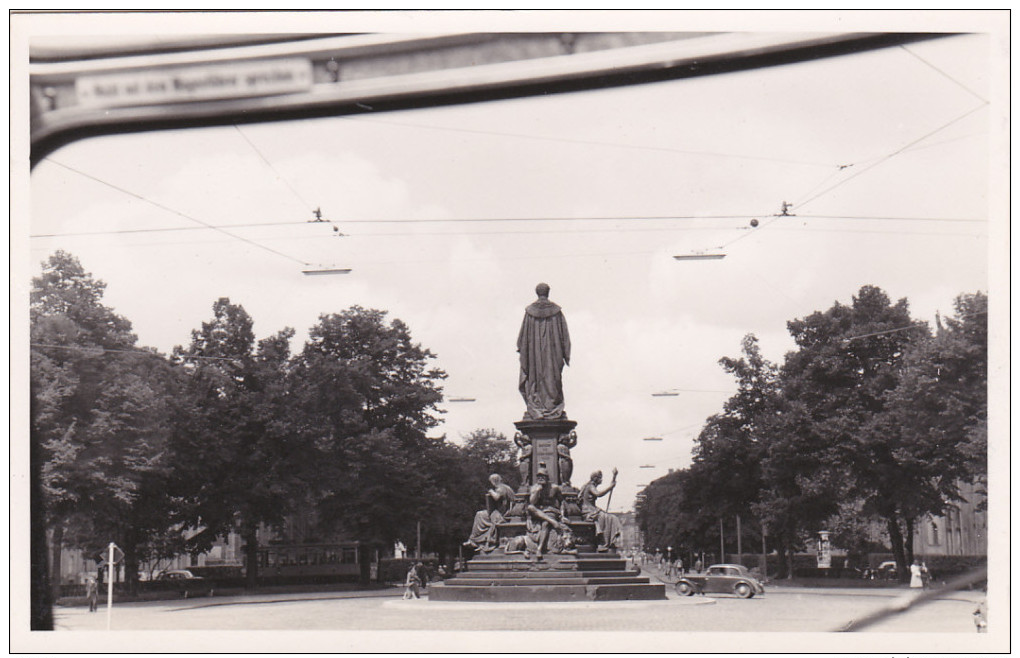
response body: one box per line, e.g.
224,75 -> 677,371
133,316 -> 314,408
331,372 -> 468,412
517,283 -> 571,420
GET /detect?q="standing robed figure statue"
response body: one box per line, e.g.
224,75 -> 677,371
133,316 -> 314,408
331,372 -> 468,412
517,283 -> 571,420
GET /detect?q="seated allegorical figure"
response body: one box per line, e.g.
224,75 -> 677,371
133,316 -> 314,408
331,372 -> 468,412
526,466 -> 571,559
578,468 -> 622,552
463,473 -> 517,552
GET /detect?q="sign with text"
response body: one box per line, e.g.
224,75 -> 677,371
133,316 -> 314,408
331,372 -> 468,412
76,58 -> 313,108
534,438 -> 559,483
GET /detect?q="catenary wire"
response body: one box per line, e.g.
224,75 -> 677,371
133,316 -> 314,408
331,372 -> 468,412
45,160 -> 313,267
842,310 -> 987,342
340,115 -> 836,169
30,343 -> 240,362
233,124 -> 315,212
29,213 -> 986,239
899,44 -> 988,104
795,103 -> 989,211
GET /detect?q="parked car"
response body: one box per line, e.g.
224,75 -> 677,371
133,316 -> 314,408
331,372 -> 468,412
874,561 -> 899,580
157,569 -> 203,581
675,564 -> 765,599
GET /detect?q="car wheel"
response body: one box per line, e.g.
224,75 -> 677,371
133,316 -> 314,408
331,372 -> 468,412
675,581 -> 694,596
735,582 -> 754,599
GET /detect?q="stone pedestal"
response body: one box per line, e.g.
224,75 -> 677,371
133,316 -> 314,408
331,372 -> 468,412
514,418 -> 576,487
431,417 -> 666,602
429,548 -> 665,602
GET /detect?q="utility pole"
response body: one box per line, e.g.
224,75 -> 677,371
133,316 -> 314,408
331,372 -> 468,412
736,514 -> 743,560
719,517 -> 725,563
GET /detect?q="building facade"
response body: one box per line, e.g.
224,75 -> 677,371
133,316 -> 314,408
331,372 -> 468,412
912,480 -> 987,557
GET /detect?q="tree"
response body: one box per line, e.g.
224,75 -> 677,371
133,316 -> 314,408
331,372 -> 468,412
779,285 -> 929,580
461,428 -> 520,489
421,429 -> 520,563
292,307 -> 446,579
637,335 -> 778,569
169,298 -> 308,589
875,292 -> 988,518
31,251 -> 174,594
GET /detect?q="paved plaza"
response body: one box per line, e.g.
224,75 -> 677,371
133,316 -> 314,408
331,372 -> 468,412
54,584 -> 983,633
31,570 -> 999,654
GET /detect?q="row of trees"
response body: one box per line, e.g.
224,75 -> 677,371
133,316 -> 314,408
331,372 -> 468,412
636,285 -> 987,581
31,251 -> 518,594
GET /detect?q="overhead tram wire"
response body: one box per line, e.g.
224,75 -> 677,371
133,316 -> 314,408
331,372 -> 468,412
842,310 -> 987,343
714,105 -> 989,253
233,124 -> 351,275
46,160 -> 313,268
30,213 -> 983,240
899,44 -> 988,104
30,343 -> 241,363
233,124 -> 315,213
340,115 -> 836,169
794,102 -> 989,212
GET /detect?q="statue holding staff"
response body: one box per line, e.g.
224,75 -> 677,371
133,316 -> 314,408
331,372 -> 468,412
579,468 -> 622,552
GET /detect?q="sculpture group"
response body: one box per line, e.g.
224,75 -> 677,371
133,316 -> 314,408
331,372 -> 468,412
431,284 -> 665,601
460,283 -> 622,560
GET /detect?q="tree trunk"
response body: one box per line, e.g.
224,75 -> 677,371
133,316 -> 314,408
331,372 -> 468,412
31,416 -> 53,630
243,524 -> 259,591
49,522 -> 64,603
358,544 -> 372,585
123,540 -> 140,596
784,545 -> 795,580
885,517 -> 909,583
904,517 -> 915,565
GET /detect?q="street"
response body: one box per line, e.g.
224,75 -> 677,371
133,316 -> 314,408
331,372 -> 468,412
55,582 -> 982,633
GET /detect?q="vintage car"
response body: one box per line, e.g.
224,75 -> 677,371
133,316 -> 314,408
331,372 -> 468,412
675,564 -> 765,598
156,569 -> 203,581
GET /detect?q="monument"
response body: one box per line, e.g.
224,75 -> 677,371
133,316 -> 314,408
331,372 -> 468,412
429,284 -> 665,602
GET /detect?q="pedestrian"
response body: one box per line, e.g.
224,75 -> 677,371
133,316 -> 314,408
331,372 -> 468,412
909,560 -> 923,588
415,562 -> 429,591
694,558 -> 703,574
920,562 -> 931,589
973,600 -> 987,633
403,564 -> 421,599
674,557 -> 684,577
85,576 -> 98,612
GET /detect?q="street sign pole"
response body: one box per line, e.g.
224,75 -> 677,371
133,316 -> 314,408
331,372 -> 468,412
106,543 -> 114,629
104,542 -> 124,630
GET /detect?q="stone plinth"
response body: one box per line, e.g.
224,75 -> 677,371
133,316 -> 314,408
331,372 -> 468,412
514,418 -> 576,487
431,415 -> 664,602
428,548 -> 666,602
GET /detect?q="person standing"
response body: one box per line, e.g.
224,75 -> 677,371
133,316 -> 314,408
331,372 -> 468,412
85,576 -> 98,612
909,561 -> 923,588
517,283 -> 571,420
403,564 -> 421,600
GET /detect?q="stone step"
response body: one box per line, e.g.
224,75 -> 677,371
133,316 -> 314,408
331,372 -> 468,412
455,569 -> 641,580
464,559 -> 628,572
427,581 -> 666,602
469,551 -> 623,560
441,576 -> 651,587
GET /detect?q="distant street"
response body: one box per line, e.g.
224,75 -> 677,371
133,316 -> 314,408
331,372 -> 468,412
55,574 -> 983,634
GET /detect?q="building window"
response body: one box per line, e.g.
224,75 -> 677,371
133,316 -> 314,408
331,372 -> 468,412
930,522 -> 939,545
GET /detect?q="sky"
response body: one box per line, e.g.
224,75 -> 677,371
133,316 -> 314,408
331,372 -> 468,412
20,15 -> 1004,515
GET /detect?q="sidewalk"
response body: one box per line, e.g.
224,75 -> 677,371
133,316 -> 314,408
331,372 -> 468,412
58,584 -> 404,611
637,563 -> 983,604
